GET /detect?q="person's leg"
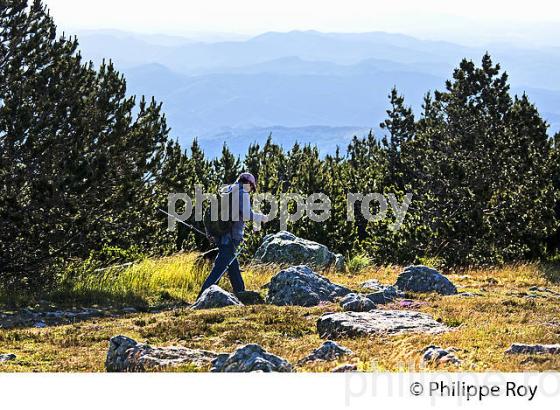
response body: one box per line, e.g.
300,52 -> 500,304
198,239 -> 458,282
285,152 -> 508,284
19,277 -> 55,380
227,254 -> 245,293
198,241 -> 231,297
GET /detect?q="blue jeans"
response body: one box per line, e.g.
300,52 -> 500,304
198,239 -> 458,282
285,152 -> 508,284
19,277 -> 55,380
199,237 -> 244,296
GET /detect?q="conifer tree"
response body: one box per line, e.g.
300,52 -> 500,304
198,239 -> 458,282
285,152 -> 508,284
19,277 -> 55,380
322,152 -> 359,253
213,143 -> 241,184
380,87 -> 415,190
547,132 -> 560,254
346,132 -> 385,241
244,143 -> 261,178
0,1 -> 169,292
409,55 -> 555,265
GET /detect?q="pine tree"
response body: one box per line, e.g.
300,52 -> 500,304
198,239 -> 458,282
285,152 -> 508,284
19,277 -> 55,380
322,153 -> 358,253
346,132 -> 385,242
380,87 -> 415,190
0,1 -> 169,293
241,135 -> 286,251
244,143 -> 261,179
213,143 -> 241,184
408,54 -> 556,265
286,144 -> 325,240
547,132 -> 560,255
155,139 -> 193,251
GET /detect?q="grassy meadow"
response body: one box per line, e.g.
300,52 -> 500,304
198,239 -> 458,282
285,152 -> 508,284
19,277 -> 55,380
1,254 -> 560,372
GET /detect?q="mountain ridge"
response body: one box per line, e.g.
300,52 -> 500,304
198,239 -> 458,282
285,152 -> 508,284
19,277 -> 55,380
75,30 -> 560,156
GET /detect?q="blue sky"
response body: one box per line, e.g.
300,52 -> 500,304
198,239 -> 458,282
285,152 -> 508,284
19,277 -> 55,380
44,0 -> 560,46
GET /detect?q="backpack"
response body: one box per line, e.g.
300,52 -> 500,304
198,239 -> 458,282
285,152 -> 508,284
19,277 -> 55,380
203,187 -> 235,240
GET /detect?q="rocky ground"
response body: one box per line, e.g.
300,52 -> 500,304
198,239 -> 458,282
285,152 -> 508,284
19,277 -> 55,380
1,232 -> 560,372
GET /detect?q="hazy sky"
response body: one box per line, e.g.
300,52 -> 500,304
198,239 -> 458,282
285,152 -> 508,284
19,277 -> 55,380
44,0 -> 560,45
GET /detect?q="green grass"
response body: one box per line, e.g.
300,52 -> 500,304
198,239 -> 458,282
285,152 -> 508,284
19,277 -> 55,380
45,252 -> 281,308
48,253 -> 210,308
347,253 -> 372,274
1,256 -> 560,372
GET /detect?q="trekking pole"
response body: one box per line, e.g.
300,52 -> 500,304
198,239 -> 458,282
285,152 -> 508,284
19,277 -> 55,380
158,208 -> 210,240
213,241 -> 246,286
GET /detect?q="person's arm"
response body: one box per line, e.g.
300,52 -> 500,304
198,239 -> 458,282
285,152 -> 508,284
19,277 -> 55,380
240,189 -> 267,223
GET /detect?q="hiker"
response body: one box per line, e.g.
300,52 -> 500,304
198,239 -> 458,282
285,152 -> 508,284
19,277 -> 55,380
198,173 -> 268,297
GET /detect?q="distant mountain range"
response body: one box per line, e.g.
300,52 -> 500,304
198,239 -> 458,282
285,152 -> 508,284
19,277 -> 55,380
75,30 -> 560,157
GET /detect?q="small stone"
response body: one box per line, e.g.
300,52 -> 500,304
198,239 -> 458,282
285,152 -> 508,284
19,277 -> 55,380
211,344 -> 292,373
191,285 -> 244,310
383,285 -> 403,298
395,265 -> 457,295
122,307 -> 137,313
332,364 -> 358,373
528,287 -> 560,296
366,291 -> 391,305
422,345 -> 461,366
299,341 -> 353,364
363,283 -> 404,305
361,279 -> 382,291
0,354 -> 16,363
334,254 -> 346,272
524,294 -> 546,299
454,292 -> 481,298
340,293 -> 376,312
505,344 -> 560,355
34,321 -> 47,328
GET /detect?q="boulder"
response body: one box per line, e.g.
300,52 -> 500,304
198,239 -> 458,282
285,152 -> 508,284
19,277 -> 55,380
505,344 -> 560,355
334,254 -> 346,271
422,345 -> 461,366
362,280 -> 404,304
299,341 -> 353,364
106,335 -> 219,372
366,291 -> 390,305
235,290 -> 265,305
340,293 -> 376,312
395,266 -> 457,295
211,344 -> 292,372
254,231 -> 345,271
381,285 -> 403,299
362,279 -> 382,291
266,265 -> 351,307
191,285 -> 243,310
366,285 -> 403,305
317,310 -> 448,339
0,353 -> 16,363
332,364 -> 358,373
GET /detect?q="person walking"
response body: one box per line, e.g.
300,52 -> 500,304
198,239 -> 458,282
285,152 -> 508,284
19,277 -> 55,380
198,172 -> 268,298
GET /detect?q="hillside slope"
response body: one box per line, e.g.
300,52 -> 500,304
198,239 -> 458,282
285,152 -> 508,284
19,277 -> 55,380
1,257 -> 559,372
